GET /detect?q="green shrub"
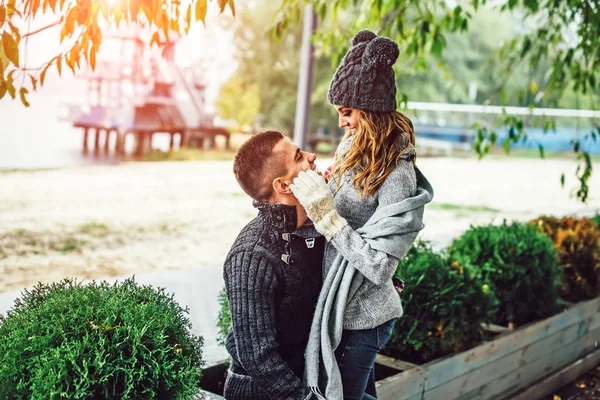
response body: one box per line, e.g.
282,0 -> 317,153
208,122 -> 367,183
448,221 -> 561,327
0,278 -> 204,400
382,242 -> 497,365
216,287 -> 231,346
531,216 -> 600,302
591,214 -> 600,229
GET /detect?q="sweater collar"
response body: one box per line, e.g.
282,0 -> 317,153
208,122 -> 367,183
253,200 -> 299,232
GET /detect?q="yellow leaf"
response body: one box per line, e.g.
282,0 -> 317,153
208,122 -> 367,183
530,81 -> 538,94
65,7 -> 78,35
0,81 -> 6,100
29,74 -> 37,90
6,74 -> 15,98
184,4 -> 191,34
217,0 -> 227,12
40,63 -> 49,85
31,0 -> 41,16
89,49 -> 96,70
114,6 -> 123,26
2,32 -> 19,67
149,31 -> 159,47
227,0 -> 235,16
6,0 -> 15,16
195,0 -> 207,24
56,54 -> 62,76
553,395 -> 561,400
0,5 -> 6,25
129,0 -> 142,19
19,87 -> 30,107
141,4 -> 152,25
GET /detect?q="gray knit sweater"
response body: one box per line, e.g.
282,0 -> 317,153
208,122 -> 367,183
326,136 -> 417,330
223,201 -> 324,400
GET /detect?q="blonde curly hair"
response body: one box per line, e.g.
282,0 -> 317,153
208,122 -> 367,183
332,110 -> 416,198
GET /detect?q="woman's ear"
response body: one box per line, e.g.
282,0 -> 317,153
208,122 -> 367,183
273,177 -> 292,195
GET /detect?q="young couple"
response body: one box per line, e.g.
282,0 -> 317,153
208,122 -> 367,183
222,30 -> 434,400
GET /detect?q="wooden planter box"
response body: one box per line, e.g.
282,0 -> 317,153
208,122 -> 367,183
198,296 -> 600,399
375,295 -> 600,399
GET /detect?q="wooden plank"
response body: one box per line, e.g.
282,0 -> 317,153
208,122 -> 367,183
481,323 -> 511,334
459,326 -> 600,400
511,347 -> 600,400
374,296 -> 600,398
376,366 -> 426,400
376,354 -> 419,371
421,314 -> 600,399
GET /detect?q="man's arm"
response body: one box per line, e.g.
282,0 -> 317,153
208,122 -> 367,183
225,250 -> 312,400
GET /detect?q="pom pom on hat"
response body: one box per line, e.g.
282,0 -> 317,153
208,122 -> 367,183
364,37 -> 400,67
352,30 -> 377,46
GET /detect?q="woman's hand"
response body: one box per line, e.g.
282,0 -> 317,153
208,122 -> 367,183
290,170 -> 348,240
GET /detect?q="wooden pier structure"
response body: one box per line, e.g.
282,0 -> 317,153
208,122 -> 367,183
62,26 -> 230,158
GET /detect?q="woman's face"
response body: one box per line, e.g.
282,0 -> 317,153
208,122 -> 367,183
334,105 -> 360,135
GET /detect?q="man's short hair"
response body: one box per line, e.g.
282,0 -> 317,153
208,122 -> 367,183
233,130 -> 288,201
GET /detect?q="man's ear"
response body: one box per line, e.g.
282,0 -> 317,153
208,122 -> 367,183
273,177 -> 292,195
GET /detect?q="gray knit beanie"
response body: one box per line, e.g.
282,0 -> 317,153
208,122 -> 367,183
328,30 -> 399,113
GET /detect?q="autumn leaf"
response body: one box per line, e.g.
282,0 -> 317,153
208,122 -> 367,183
89,49 -> 96,70
217,0 -> 227,12
0,5 -> 6,26
227,0 -> 235,16
56,54 -> 62,76
129,0 -> 142,20
29,74 -> 37,90
2,31 -> 19,67
195,0 -> 207,25
19,87 -> 30,107
0,81 -> 6,100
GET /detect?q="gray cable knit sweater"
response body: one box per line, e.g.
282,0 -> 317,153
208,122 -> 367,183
223,201 -> 324,400
326,136 -> 418,330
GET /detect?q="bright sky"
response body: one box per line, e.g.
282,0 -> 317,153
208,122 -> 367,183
13,4 -> 239,110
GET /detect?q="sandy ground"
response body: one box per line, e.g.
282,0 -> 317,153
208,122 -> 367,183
2,155 -> 600,363
2,156 -> 600,294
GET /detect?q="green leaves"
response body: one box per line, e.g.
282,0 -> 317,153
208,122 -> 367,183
448,222 -> 561,326
381,241 -> 498,364
0,278 -> 204,399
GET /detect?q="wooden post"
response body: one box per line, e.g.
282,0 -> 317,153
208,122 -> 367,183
104,129 -> 111,153
94,128 -> 101,154
134,132 -> 144,157
83,127 -> 89,153
179,130 -> 190,149
169,133 -> 175,151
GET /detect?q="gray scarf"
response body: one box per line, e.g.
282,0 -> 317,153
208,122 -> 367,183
305,167 -> 434,399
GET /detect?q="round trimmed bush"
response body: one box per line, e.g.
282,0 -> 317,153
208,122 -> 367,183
448,221 -> 562,327
0,278 -> 204,400
531,216 -> 600,302
382,242 -> 497,365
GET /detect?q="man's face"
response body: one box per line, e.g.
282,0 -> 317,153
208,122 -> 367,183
272,138 -> 317,184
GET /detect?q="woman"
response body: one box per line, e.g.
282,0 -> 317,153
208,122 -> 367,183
291,30 -> 433,400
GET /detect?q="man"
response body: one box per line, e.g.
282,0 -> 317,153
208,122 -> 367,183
223,130 -> 324,400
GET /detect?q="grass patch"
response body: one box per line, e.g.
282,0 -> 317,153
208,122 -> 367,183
429,202 -> 500,213
78,222 -> 110,237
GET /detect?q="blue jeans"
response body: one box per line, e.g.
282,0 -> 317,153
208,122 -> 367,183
334,319 -> 396,400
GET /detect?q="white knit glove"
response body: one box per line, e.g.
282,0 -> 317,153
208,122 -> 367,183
290,170 -> 348,240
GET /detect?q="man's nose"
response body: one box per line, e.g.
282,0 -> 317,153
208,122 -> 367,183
307,152 -> 317,163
